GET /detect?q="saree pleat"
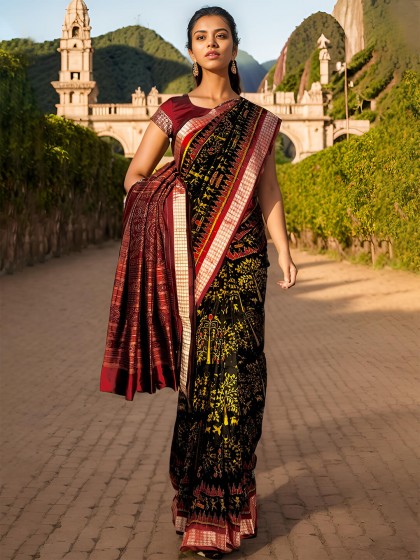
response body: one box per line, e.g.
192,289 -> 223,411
100,161 -> 183,399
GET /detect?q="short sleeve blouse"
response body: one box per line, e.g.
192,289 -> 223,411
150,95 -> 212,141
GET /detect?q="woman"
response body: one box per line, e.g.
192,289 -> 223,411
100,6 -> 297,558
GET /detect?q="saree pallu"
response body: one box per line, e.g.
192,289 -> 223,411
100,96 -> 281,553
100,161 -> 188,399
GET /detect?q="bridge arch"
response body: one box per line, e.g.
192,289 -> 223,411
96,130 -> 130,157
333,128 -> 363,144
276,127 -> 303,163
333,120 -> 369,142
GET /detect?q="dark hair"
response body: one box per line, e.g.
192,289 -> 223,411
186,6 -> 241,94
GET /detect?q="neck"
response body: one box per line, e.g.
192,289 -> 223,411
194,70 -> 238,102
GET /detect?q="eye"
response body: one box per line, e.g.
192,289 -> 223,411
217,33 -> 227,39
196,35 -> 205,40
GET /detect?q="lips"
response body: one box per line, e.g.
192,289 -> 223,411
205,51 -> 220,58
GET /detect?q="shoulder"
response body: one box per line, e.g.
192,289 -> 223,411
150,95 -> 191,138
150,98 -> 181,137
157,95 -> 188,115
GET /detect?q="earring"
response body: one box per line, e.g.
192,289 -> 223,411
192,61 -> 199,77
231,59 -> 237,74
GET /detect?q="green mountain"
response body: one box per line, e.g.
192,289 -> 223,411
267,0 -> 419,120
328,0 -> 420,121
270,0 -> 420,271
265,12 -> 345,97
0,26 -> 194,114
284,12 -> 345,76
236,50 -> 267,92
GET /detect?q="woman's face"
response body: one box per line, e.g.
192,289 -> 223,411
189,15 -> 237,73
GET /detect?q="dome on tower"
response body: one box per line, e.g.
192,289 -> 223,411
64,0 -> 90,29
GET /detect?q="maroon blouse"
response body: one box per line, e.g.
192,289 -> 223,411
153,94 -> 215,140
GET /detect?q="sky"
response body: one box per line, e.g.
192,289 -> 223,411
1,0 -> 337,64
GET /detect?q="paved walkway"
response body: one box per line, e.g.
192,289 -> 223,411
1,242 -> 419,560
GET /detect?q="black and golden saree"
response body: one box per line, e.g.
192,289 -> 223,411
100,95 -> 281,553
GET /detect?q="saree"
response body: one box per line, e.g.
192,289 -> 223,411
100,95 -> 281,553
100,161 -> 186,398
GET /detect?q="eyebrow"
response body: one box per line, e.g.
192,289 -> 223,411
193,28 -> 229,35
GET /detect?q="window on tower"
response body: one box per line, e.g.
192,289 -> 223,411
71,72 -> 81,80
69,92 -> 74,103
72,27 -> 80,37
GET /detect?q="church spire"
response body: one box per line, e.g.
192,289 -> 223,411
63,0 -> 91,33
51,0 -> 98,118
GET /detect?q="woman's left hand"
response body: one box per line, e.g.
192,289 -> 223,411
277,253 -> 298,289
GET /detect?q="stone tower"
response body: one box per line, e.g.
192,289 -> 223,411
51,0 -> 98,119
318,34 -> 331,85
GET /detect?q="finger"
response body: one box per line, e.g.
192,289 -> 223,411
277,267 -> 297,289
277,278 -> 291,289
290,266 -> 298,286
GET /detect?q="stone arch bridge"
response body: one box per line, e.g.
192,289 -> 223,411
81,86 -> 369,161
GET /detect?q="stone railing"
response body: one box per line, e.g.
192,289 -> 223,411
87,91 -> 322,119
89,104 -> 139,116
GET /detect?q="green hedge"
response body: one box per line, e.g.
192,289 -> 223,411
0,49 -> 129,272
277,71 -> 420,272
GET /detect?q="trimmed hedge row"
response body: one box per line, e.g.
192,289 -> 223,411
0,49 -> 129,273
277,71 -> 420,272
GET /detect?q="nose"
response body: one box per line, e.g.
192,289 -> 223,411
207,35 -> 218,47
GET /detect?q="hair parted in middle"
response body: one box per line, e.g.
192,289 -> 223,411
186,6 -> 242,94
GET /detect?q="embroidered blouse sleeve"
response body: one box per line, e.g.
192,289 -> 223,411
150,98 -> 174,138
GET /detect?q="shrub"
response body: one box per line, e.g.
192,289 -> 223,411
277,71 -> 420,272
0,49 -> 129,272
276,63 -> 305,98
347,44 -> 375,75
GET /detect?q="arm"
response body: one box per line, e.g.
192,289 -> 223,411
123,122 -> 170,192
257,148 -> 298,289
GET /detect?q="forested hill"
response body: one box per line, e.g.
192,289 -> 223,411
263,0 -> 419,121
0,26 -> 194,114
0,25 -> 270,114
262,11 -> 345,95
329,0 -> 420,120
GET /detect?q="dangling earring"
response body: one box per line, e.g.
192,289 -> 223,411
231,59 -> 237,74
192,60 -> 199,77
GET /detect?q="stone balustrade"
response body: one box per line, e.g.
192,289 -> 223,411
83,85 -> 369,161
88,92 -> 310,119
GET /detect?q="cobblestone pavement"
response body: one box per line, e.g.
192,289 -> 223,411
1,242 -> 419,560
